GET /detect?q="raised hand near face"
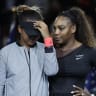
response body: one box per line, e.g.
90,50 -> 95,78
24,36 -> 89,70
33,21 -> 50,38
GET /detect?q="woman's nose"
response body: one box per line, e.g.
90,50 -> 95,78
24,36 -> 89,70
54,29 -> 60,34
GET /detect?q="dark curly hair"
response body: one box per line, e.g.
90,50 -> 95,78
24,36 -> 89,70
57,7 -> 96,48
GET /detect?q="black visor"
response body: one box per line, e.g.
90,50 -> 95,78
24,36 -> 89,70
20,21 -> 41,37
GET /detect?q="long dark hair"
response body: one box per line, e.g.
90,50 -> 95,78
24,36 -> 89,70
58,7 -> 96,48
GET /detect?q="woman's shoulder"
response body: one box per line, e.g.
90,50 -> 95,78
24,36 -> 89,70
81,45 -> 96,51
82,45 -> 96,55
0,42 -> 17,54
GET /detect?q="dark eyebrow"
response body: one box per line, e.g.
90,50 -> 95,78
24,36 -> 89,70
57,25 -> 65,28
53,24 -> 65,27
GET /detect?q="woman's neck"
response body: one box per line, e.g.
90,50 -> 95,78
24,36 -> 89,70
56,39 -> 82,57
60,39 -> 82,51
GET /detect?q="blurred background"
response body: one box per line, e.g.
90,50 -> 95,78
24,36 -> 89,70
0,0 -> 96,48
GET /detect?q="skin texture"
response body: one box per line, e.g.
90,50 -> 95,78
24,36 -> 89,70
52,16 -> 75,45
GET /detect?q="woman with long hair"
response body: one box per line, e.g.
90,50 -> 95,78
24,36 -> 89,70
49,7 -> 96,96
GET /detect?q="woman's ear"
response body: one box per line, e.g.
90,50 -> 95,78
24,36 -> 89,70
71,25 -> 76,33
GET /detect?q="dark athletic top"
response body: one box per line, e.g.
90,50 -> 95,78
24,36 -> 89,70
49,45 -> 96,96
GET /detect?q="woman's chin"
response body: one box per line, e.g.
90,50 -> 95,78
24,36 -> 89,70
28,40 -> 37,46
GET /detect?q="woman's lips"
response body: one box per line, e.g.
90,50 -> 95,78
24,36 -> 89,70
54,37 -> 60,41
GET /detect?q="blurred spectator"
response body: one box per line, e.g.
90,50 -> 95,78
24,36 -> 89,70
0,0 -> 25,47
6,14 -> 17,44
45,0 -> 63,26
85,67 -> 96,95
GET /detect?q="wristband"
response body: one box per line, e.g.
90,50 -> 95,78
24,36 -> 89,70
44,37 -> 53,47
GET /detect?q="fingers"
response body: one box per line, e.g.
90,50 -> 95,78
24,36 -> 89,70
33,21 -> 46,27
33,21 -> 41,28
32,21 -> 50,38
71,85 -> 85,96
71,90 -> 82,96
71,90 -> 80,94
33,21 -> 43,33
33,21 -> 48,32
22,20 -> 50,38
25,20 -> 46,28
73,85 -> 83,91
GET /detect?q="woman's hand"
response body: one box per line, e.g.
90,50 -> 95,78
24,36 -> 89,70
33,21 -> 50,38
71,85 -> 91,96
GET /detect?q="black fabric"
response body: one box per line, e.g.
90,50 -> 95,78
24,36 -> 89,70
45,46 -> 53,53
48,45 -> 96,96
20,22 -> 41,37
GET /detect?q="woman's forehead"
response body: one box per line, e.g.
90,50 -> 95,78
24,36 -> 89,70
54,16 -> 72,26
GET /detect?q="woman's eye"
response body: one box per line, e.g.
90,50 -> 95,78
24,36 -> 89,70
59,27 -> 65,31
